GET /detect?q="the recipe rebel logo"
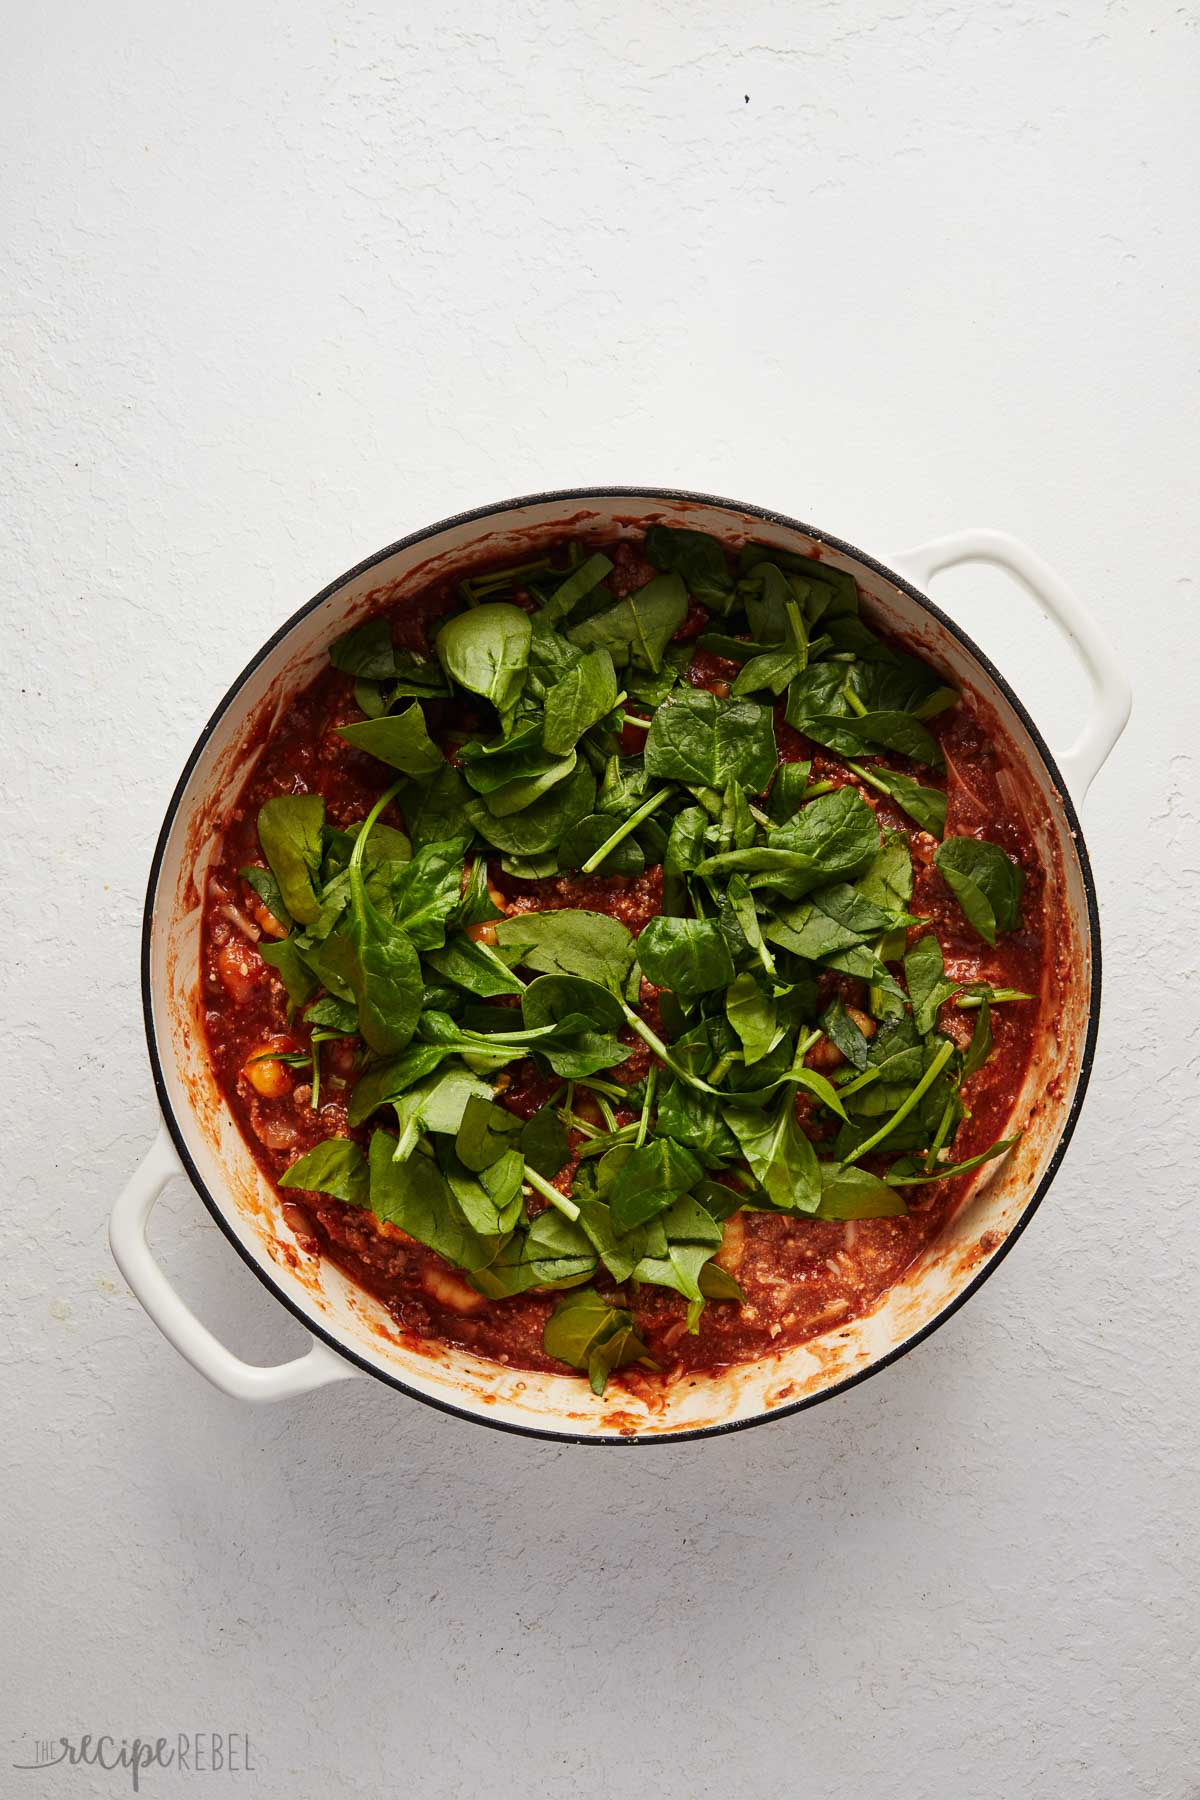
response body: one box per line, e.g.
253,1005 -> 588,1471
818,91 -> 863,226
12,1733 -> 255,1790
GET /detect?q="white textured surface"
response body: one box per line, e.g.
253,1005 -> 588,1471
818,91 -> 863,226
3,2 -> 1197,1795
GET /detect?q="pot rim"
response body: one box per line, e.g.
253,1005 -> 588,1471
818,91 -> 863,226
141,485 -> 1102,1446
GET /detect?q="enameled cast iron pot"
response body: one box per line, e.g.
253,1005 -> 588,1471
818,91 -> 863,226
111,490 -> 1130,1443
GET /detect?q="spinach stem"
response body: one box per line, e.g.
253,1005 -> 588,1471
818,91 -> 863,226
575,1076 -> 630,1103
842,683 -> 869,719
956,989 -> 1033,1009
558,1108 -> 603,1140
580,786 -> 672,875
839,1038 -> 955,1167
802,780 -> 837,800
924,1093 -> 957,1173
784,598 -> 809,672
834,1066 -> 881,1098
523,1164 -> 581,1222
350,780 -> 405,874
619,1003 -> 701,1090
636,1066 -> 657,1149
790,1027 -> 822,1069
847,759 -> 892,799
618,711 -> 652,732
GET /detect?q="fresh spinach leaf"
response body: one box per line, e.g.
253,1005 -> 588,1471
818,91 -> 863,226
848,760 -> 947,837
716,781 -> 757,854
740,561 -> 798,644
853,651 -> 956,719
494,909 -> 635,988
662,804 -> 708,912
390,1067 -> 496,1157
814,1164 -> 907,1219
256,794 -> 326,926
366,1130 -> 497,1270
904,932 -> 959,1035
656,1078 -> 740,1165
771,882 -> 909,961
785,662 -> 853,731
567,572 -> 688,674
934,837 -> 1026,945
254,935 -> 317,1007
342,793 -> 423,1055
725,971 -> 777,1067
522,1108 -> 570,1179
480,751 -> 579,819
438,1140 -> 523,1236
645,690 -> 777,794
459,720 -> 543,768
699,786 -> 879,897
767,760 -> 811,824
424,933 -> 525,998
624,643 -> 691,705
471,1211 -> 597,1298
725,1093 -> 821,1214
961,996 -> 993,1078
435,603 -> 531,726
632,1195 -> 725,1325
543,648 -> 620,754
455,1094 -> 522,1171
534,553 -> 614,626
697,632 -> 773,663
643,525 -> 734,609
859,828 -> 914,912
401,763 -> 474,850
542,1288 -> 655,1395
731,642 -> 802,698
328,616 -> 398,680
238,863 -> 293,930
305,992 -> 360,1033
607,1138 -> 704,1232
802,709 -> 945,770
636,916 -> 735,1003
280,1138 -> 369,1206
465,763 -> 596,856
520,971 -> 626,1034
731,592 -> 808,697
337,702 -> 444,776
574,1187 -> 650,1275
739,544 -> 860,616
596,754 -> 652,816
820,995 -> 871,1072
699,1260 -> 746,1303
453,858 -> 502,929
521,973 -> 630,1077
385,838 -> 468,949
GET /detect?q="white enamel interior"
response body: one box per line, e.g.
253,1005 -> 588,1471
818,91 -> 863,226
146,493 -> 1093,1441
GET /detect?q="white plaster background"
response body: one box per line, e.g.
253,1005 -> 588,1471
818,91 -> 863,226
2,2 -> 1197,1795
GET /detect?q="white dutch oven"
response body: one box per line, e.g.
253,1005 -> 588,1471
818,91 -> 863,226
111,491 -> 1130,1442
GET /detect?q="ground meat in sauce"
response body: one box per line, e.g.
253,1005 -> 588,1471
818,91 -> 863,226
200,538 -> 1056,1383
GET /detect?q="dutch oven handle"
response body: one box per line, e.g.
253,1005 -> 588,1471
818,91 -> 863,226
891,529 -> 1131,802
110,1125 -> 362,1402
